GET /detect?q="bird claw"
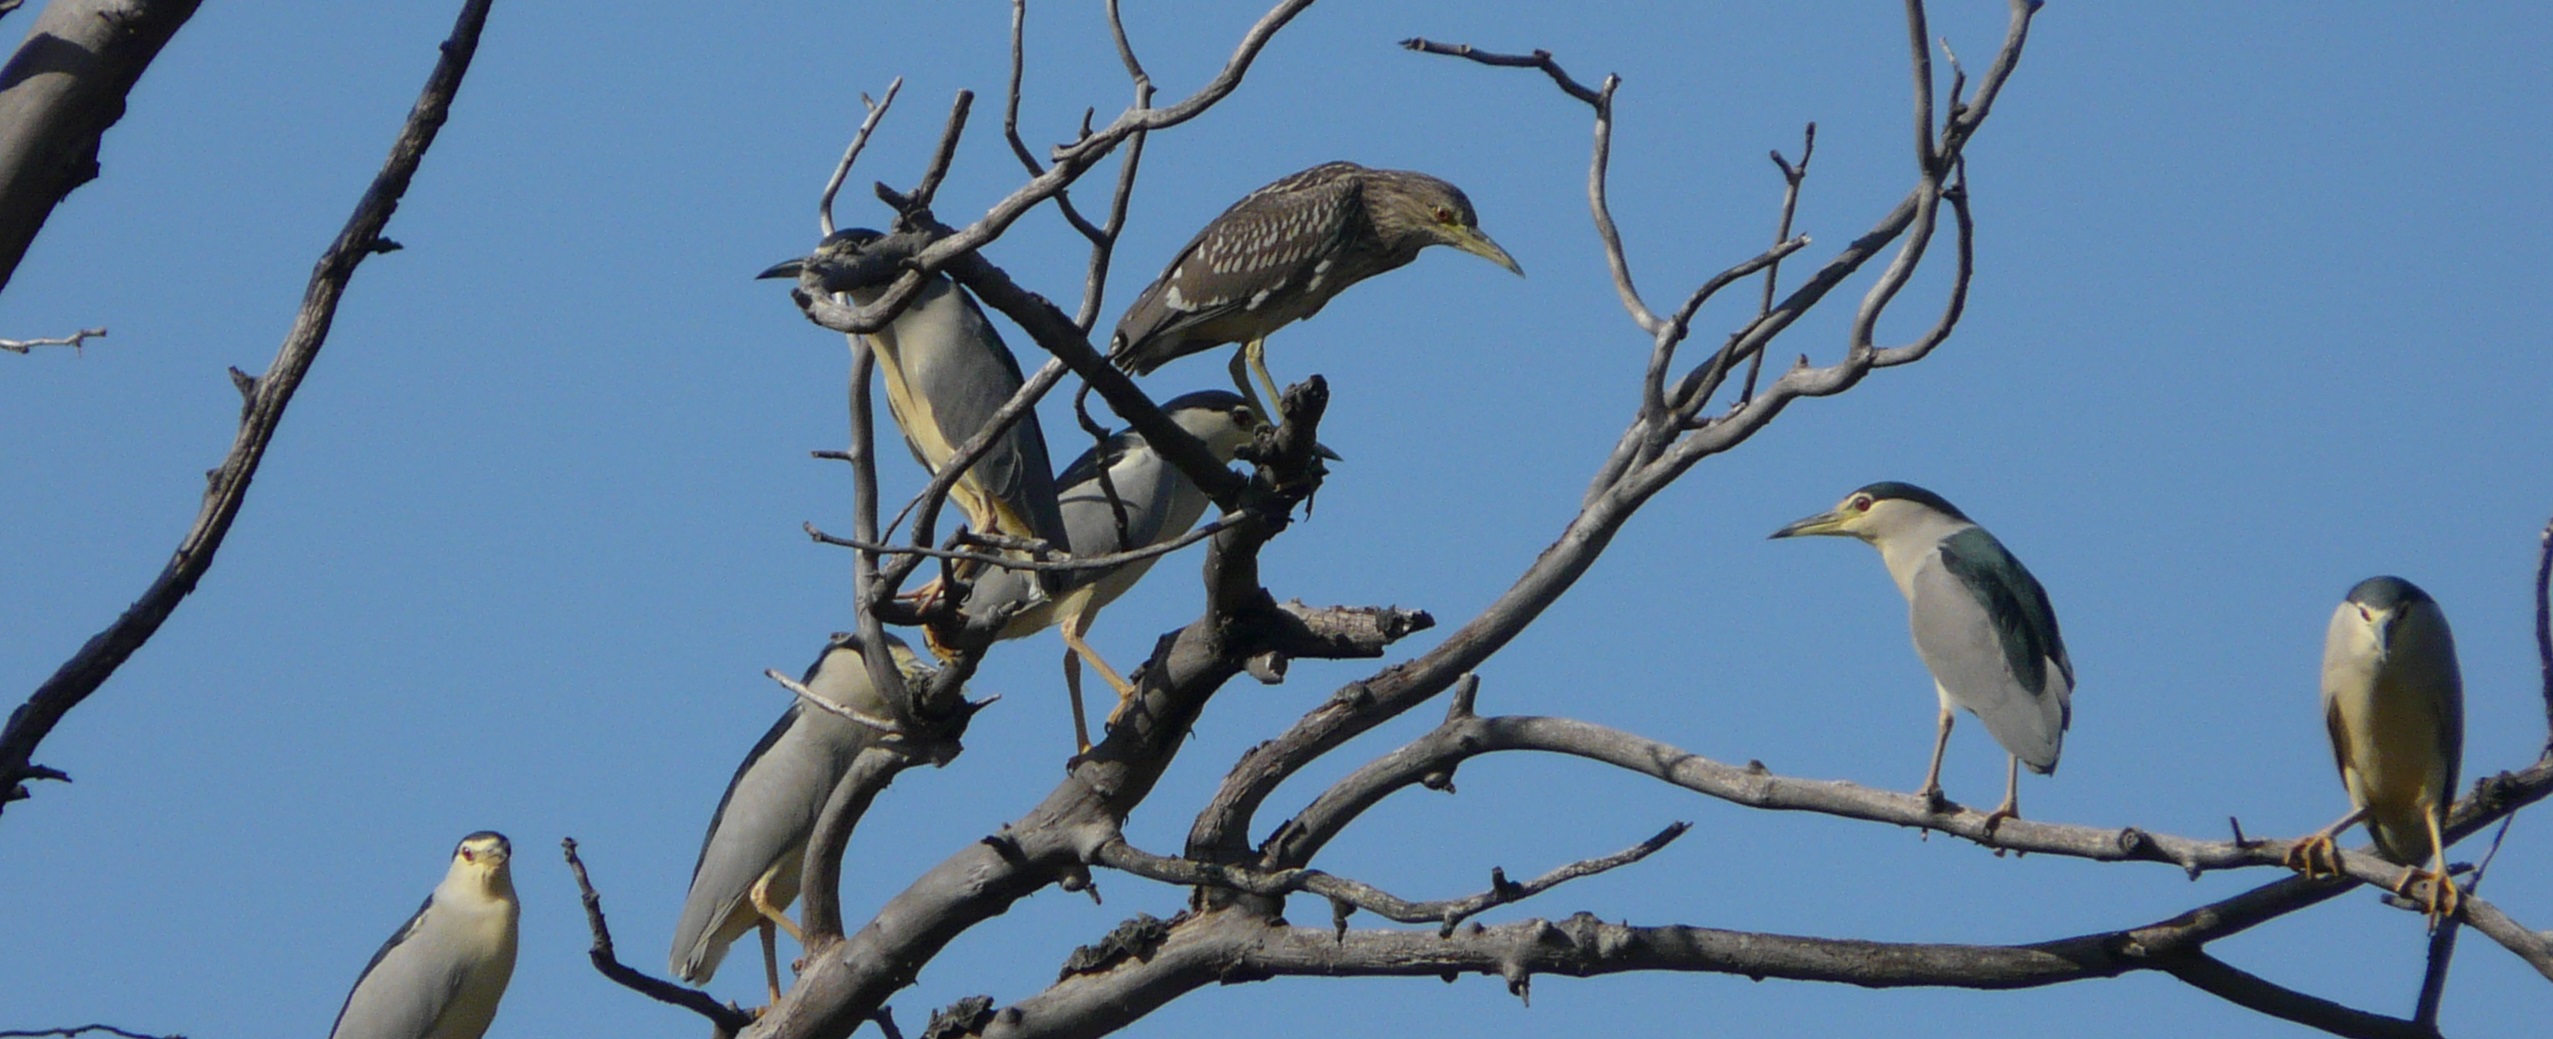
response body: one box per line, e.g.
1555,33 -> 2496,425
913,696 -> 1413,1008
2283,834 -> 2342,880
2392,867 -> 2462,926
1981,801 -> 2020,835
1916,784 -> 1951,815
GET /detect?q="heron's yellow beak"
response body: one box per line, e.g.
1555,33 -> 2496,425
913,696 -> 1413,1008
1769,509 -> 1853,540
1450,227 -> 1523,276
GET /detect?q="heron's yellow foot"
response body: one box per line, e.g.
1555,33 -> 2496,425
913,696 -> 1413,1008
2283,834 -> 2341,879
1914,783 -> 1950,815
1981,797 -> 2021,835
1098,671 -> 1142,731
2391,867 -> 2461,925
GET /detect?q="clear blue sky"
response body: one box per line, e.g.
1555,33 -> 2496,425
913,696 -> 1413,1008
4,2 -> 2548,1036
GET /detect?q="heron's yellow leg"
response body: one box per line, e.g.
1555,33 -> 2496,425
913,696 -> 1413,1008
2419,806 -> 2461,924
2282,806 -> 2365,879
1917,706 -> 1955,808
1226,343 -> 1275,421
1061,610 -> 1138,726
1246,338 -> 1284,419
1982,754 -> 2023,832
757,918 -> 782,1008
749,874 -> 806,944
1063,648 -> 1092,755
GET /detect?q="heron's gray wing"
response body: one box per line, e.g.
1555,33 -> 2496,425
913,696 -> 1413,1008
1910,532 -> 2069,772
2400,604 -> 2466,802
1058,444 -> 1188,554
1937,527 -> 2072,695
329,895 -> 461,1039
668,702 -> 868,981
1109,163 -> 1366,372
899,281 -> 1069,567
1053,433 -> 1135,492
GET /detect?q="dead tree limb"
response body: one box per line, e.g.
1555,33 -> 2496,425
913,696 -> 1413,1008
0,0 -> 202,296
0,0 -> 494,813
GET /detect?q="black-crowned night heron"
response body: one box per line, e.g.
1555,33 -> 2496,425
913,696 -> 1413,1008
962,390 -> 1290,751
2285,576 -> 2466,923
762,230 -> 1070,584
670,632 -> 928,1003
1110,161 -> 1520,414
1773,482 -> 2074,827
327,832 -> 518,1039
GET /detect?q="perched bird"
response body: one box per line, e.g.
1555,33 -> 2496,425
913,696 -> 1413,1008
671,632 -> 928,1003
762,229 -> 1070,589
2285,576 -> 2466,923
327,832 -> 519,1039
962,390 -> 1308,750
1772,482 -> 2074,826
1110,161 -> 1521,415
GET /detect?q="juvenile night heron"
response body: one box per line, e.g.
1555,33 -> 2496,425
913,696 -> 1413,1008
2285,576 -> 2466,923
1772,482 -> 2074,827
962,390 -> 1295,750
327,832 -> 518,1039
671,632 -> 928,1003
1110,161 -> 1521,414
762,230 -> 1070,587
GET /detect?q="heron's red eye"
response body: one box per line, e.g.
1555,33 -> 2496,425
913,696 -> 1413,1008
460,849 -> 476,863
2358,606 -> 2373,622
1850,496 -> 1872,512
1433,205 -> 1455,223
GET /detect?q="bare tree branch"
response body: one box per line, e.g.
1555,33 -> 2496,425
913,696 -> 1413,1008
777,0 -> 1317,347
561,837 -> 754,1036
2153,952 -> 2435,1039
963,899 -> 2433,1039
819,80 -> 902,238
810,513 -> 1245,575
1000,1 -> 1104,247
1260,705 -> 2552,891
0,0 -> 202,296
0,325 -> 103,353
0,1028 -> 183,1039
1094,821 -> 1685,936
1397,38 -> 1601,105
2537,511 -> 2552,759
747,378 -> 1381,1039
2461,895 -> 2553,983
906,90 -> 974,215
1739,123 -> 1815,404
0,0 -> 494,812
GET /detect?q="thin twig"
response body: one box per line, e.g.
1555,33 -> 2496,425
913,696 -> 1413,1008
2536,513 -> 2552,759
814,513 -> 1244,575
1000,0 -> 1105,244
2417,812 -> 2520,1022
765,668 -> 901,735
876,357 -> 1071,585
560,838 -> 753,1034
0,0 -> 495,812
1098,822 -> 1687,936
0,326 -> 105,354
905,90 -> 975,216
1739,123 -> 1814,406
820,79 -> 903,237
2460,895 -> 2553,983
842,332 -> 914,722
1409,44 -> 1655,337
2155,951 -> 2436,1039
1398,38 -> 1602,105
